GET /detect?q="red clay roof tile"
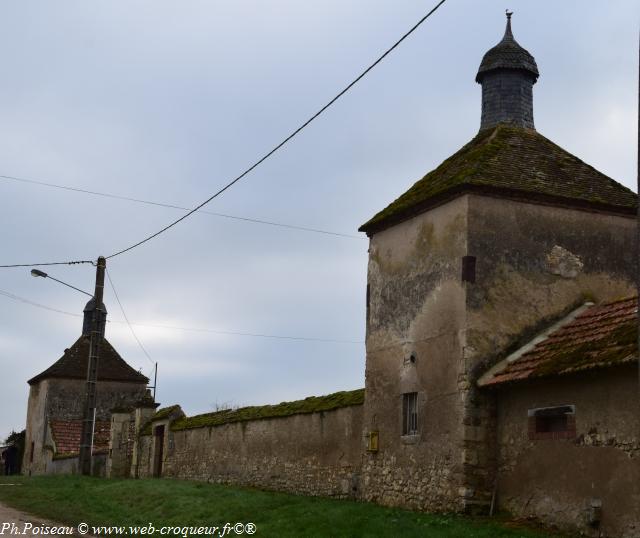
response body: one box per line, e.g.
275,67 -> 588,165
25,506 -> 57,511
480,297 -> 637,387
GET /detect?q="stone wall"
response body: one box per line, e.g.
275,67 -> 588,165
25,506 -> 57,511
463,195 -> 637,510
494,365 -> 640,538
362,195 -> 469,511
23,377 -> 147,476
45,379 -> 147,421
135,405 -> 364,499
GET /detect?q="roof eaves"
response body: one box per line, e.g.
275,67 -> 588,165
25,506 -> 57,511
359,184 -> 637,237
478,302 -> 594,388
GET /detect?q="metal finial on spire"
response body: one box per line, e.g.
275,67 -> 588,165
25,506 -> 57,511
503,10 -> 514,41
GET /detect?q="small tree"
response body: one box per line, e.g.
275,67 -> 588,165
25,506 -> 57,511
4,430 -> 25,475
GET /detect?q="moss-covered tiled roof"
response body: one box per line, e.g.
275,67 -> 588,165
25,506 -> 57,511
170,388 -> 365,432
152,405 -> 181,421
359,125 -> 637,234
28,335 -> 149,385
479,297 -> 637,387
140,405 -> 183,435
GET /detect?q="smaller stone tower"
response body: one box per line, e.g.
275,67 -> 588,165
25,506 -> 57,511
476,12 -> 539,130
23,300 -> 148,476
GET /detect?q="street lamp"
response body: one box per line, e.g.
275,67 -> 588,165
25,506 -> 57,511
30,269 -> 92,297
30,256 -> 107,476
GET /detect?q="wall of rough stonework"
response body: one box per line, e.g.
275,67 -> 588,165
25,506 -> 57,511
494,365 -> 640,538
464,195 -> 637,510
23,381 -> 48,475
23,377 -> 147,476
362,195 -> 469,512
136,405 -> 364,499
45,379 -> 147,421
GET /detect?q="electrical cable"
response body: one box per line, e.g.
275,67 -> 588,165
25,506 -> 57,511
105,0 -> 448,260
0,174 -> 362,239
0,289 -> 81,317
0,288 -> 364,344
0,260 -> 93,269
106,268 -> 155,366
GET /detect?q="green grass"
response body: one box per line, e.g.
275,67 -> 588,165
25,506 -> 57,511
0,476 -> 561,537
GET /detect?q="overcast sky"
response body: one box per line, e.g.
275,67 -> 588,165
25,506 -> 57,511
1,1 -> 638,438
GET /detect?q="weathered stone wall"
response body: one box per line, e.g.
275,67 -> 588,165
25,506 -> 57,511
362,196 -> 468,511
22,381 -> 49,475
23,377 -> 146,476
45,379 -> 147,421
495,365 -> 640,538
135,405 -> 364,498
464,195 -> 636,508
107,412 -> 136,478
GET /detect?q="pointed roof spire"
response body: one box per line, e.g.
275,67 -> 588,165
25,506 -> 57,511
504,10 -> 514,39
476,11 -> 539,84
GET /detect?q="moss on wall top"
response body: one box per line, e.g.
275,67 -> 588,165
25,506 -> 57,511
139,405 -> 182,435
360,124 -> 637,235
170,389 -> 365,432
153,405 -> 181,421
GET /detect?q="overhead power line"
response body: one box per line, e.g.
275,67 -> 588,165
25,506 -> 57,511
0,260 -> 93,269
0,288 -> 364,344
105,0 -> 448,260
0,174 -> 362,239
0,289 -> 81,317
0,0 -> 447,267
106,268 -> 155,366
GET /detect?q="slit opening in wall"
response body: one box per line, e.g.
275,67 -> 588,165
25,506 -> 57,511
462,256 -> 476,283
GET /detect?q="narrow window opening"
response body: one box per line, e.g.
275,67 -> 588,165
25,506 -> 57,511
29,441 -> 34,463
402,392 -> 418,436
462,255 -> 476,283
366,284 -> 370,316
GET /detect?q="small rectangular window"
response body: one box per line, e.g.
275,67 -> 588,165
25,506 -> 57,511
402,392 -> 418,436
528,405 -> 575,440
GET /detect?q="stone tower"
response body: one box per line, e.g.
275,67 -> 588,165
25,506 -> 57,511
358,14 -> 636,512
23,298 -> 149,475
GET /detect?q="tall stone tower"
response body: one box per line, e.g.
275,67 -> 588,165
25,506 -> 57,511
23,298 -> 149,475
358,14 -> 636,512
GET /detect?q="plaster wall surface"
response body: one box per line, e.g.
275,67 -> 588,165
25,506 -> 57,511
22,381 -> 49,475
362,196 -> 468,511
136,406 -> 364,499
495,365 -> 640,538
463,195 -> 637,509
466,195 -> 636,364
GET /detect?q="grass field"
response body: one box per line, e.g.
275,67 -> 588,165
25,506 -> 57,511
0,476 -> 562,537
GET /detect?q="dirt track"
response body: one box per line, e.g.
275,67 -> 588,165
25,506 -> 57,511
0,494 -> 79,537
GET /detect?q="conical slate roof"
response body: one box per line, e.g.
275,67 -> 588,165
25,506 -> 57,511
476,15 -> 539,83
28,335 -> 149,385
359,125 -> 637,235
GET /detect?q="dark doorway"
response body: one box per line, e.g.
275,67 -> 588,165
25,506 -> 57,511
153,425 -> 165,478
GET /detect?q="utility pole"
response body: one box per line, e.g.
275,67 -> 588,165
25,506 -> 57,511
79,256 -> 106,475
